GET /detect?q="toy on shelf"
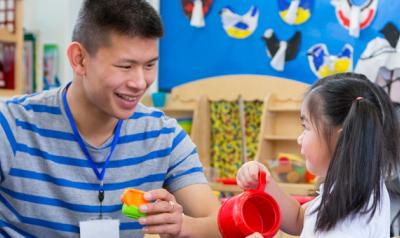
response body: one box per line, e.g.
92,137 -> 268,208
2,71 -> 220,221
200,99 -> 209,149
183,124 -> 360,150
151,91 -> 167,108
217,178 -> 237,185
268,153 -> 313,183
121,188 -> 149,219
43,44 -> 61,90
177,117 -> 192,134
304,170 -> 316,183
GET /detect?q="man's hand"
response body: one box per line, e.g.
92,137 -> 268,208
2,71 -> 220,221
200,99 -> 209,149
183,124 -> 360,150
138,189 -> 184,237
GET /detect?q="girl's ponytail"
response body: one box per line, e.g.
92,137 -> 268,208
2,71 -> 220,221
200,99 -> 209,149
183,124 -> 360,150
316,96 -> 383,231
306,73 -> 399,232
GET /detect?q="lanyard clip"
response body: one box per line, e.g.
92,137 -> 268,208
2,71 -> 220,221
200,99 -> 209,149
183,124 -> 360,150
98,181 -> 105,203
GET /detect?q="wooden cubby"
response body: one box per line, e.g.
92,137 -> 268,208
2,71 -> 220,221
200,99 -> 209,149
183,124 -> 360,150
256,94 -> 316,197
161,75 -> 314,238
163,74 -> 316,196
0,0 -> 23,97
257,94 -> 304,163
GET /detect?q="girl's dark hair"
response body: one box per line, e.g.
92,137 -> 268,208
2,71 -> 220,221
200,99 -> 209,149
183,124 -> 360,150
306,73 -> 400,232
72,0 -> 164,56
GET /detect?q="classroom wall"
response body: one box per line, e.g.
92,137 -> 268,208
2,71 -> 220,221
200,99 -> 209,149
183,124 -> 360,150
159,0 -> 400,91
24,0 -> 82,88
23,0 -> 160,93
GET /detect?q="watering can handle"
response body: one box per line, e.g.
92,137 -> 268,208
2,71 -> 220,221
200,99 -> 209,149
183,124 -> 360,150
256,170 -> 269,192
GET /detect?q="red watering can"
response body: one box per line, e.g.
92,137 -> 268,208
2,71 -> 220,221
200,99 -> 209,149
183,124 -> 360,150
218,171 -> 281,238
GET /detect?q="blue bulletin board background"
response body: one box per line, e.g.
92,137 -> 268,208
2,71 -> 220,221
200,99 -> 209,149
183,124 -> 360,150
159,0 -> 400,91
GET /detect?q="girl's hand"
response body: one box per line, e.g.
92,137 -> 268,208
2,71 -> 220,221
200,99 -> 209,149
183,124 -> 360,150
236,161 -> 269,190
246,232 -> 263,238
138,189 -> 183,238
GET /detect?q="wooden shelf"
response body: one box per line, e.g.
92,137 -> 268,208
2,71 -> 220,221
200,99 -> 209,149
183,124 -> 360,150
209,182 -> 242,193
266,94 -> 303,111
264,135 -> 298,141
163,75 -> 311,199
209,182 -> 315,196
0,28 -> 17,42
279,182 -> 315,196
268,105 -> 300,114
268,107 -> 300,112
0,0 -> 23,96
162,107 -> 194,113
162,107 -> 194,119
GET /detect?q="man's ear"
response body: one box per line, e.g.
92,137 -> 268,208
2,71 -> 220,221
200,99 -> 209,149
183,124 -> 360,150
67,42 -> 87,77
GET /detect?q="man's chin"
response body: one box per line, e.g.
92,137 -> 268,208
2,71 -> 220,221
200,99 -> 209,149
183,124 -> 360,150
115,109 -> 137,120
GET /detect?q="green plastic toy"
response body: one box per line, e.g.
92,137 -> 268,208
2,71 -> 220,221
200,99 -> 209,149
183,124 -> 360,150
121,188 -> 149,219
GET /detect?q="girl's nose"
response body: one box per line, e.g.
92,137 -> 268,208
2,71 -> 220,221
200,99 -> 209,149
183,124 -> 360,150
297,132 -> 303,145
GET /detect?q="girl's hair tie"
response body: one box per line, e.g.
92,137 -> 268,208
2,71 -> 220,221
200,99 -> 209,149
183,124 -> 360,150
355,96 -> 364,101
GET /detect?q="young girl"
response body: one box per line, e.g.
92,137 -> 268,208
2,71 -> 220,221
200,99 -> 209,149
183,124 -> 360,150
237,73 -> 399,237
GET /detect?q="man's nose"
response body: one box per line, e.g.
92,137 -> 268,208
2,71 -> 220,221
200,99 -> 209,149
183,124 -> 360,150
127,67 -> 147,89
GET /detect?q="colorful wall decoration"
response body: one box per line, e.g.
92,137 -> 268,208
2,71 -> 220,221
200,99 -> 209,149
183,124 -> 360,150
159,0 -> 400,91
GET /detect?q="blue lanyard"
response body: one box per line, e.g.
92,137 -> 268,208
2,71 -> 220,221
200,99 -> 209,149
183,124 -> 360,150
62,83 -> 122,185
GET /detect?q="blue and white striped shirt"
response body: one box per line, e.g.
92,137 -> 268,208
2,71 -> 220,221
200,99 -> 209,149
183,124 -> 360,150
0,86 -> 207,237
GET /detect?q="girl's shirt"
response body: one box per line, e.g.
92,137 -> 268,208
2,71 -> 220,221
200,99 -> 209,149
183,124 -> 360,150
301,183 -> 390,238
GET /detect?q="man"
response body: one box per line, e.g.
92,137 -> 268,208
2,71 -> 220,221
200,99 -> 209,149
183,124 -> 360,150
0,0 -> 221,237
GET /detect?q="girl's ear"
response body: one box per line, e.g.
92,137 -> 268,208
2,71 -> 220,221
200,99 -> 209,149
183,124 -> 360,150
67,42 -> 87,77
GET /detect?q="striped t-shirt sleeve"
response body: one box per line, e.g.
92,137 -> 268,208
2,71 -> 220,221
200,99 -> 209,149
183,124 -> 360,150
0,102 -> 16,183
163,121 -> 207,192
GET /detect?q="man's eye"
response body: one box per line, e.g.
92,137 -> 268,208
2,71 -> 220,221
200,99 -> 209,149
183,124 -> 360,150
145,63 -> 155,70
116,65 -> 131,69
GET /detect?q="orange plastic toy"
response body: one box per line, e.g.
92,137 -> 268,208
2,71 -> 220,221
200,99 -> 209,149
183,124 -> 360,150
121,188 -> 149,219
122,188 -> 148,207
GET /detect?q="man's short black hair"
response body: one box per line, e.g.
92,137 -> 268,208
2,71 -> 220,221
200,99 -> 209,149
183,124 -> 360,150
72,0 -> 163,56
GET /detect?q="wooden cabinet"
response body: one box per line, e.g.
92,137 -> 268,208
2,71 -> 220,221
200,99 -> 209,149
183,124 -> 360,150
0,0 -> 23,97
163,75 -> 315,196
257,94 -> 303,168
209,181 -> 314,196
162,75 -> 315,238
256,94 -> 315,196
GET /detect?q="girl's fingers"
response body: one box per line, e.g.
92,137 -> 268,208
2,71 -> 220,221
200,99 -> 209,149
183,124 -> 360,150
237,161 -> 271,190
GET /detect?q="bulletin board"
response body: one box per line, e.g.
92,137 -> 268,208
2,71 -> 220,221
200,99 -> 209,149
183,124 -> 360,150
159,0 -> 400,92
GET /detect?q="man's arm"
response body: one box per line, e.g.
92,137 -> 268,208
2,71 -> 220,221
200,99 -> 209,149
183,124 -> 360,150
174,184 -> 221,238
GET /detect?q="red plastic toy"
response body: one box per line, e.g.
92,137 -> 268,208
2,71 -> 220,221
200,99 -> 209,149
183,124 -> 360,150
218,171 -> 281,238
